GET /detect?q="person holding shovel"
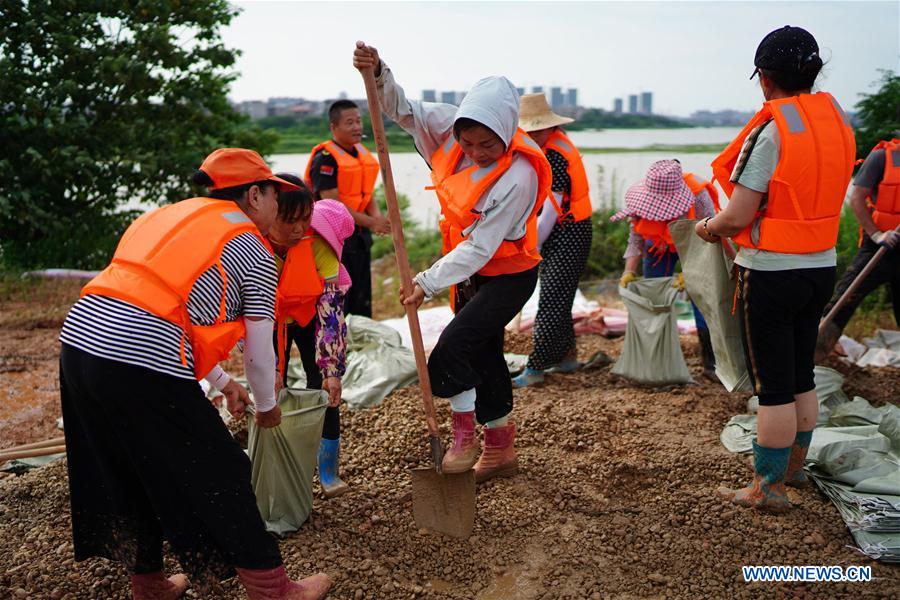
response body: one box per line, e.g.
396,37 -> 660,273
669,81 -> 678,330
305,99 -> 390,318
816,136 -> 900,358
59,148 -> 331,599
611,159 -> 719,380
269,173 -> 355,498
697,26 -> 855,512
511,93 -> 594,388
352,42 -> 551,482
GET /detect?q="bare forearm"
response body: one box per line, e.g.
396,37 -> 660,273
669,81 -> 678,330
850,187 -> 878,237
706,184 -> 764,238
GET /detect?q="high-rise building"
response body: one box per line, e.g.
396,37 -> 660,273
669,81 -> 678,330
515,87 -> 525,97
640,92 -> 653,115
440,91 -> 457,104
566,88 -> 578,108
550,86 -> 564,110
532,86 -> 543,94
455,91 -> 467,105
628,94 -> 639,114
613,98 -> 624,114
422,89 -> 437,102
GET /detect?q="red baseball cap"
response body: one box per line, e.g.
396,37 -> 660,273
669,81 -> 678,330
199,148 -> 300,191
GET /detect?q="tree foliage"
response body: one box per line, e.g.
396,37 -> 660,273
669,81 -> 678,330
0,0 -> 278,268
854,70 -> 900,160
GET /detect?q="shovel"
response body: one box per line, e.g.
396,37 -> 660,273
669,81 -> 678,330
357,58 -> 475,539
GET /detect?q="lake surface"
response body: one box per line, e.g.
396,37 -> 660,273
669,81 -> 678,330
271,127 -> 742,228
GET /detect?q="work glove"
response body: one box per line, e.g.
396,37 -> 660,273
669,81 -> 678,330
672,272 -> 686,291
872,229 -> 900,248
619,271 -> 637,288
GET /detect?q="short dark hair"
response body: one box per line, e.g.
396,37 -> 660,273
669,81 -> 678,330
192,170 -> 277,201
760,57 -> 824,94
329,100 -> 359,125
273,172 -> 314,223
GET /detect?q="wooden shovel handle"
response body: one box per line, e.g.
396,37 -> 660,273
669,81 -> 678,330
2,436 -> 65,453
357,66 -> 440,439
0,445 -> 67,462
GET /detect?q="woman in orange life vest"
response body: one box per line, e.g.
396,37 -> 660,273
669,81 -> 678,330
267,173 -> 355,498
511,93 -> 595,388
353,41 -> 551,481
696,26 -> 855,512
611,159 -> 719,380
58,149 -> 331,599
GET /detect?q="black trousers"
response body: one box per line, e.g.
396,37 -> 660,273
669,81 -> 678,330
428,266 -> 539,425
738,267 -> 835,407
822,236 -> 900,331
60,344 -> 281,587
280,322 -> 340,440
342,228 -> 373,318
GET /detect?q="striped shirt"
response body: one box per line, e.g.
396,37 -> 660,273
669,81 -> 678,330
60,232 -> 277,380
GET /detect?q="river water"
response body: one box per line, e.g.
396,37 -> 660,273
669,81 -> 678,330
270,127 -> 741,228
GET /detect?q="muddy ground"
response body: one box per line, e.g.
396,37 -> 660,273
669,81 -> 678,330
1,277 -> 899,599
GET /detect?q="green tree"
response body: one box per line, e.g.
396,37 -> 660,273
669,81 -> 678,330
0,0 -> 277,269
854,70 -> 900,160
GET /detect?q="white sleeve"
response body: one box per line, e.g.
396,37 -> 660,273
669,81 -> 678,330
243,318 -> 277,413
537,194 -> 561,249
375,62 -> 458,164
203,365 -> 231,391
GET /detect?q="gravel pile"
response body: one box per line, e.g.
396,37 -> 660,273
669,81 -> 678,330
2,334 -> 898,599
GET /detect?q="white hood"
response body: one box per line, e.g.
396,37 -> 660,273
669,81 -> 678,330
454,76 -> 520,148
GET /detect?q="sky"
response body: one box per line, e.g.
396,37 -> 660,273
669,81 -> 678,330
224,0 -> 900,117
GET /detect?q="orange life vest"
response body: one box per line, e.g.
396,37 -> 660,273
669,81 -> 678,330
431,129 -> 552,277
305,140 -> 379,213
711,92 -> 856,254
867,139 -> 900,232
273,235 -> 325,378
81,198 -> 266,379
683,172 -> 720,212
543,129 -> 592,222
633,206 -> 697,255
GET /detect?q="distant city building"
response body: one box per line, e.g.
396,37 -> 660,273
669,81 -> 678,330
440,91 -> 456,104
628,94 -> 638,114
515,87 -> 525,97
566,88 -> 578,108
532,86 -> 543,94
640,92 -> 653,115
422,89 -> 437,102
236,100 -> 267,120
455,91 -> 467,105
550,86 -> 564,110
687,109 -> 756,126
613,98 -> 624,114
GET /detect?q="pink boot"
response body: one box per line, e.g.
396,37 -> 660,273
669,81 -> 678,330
131,571 -> 188,600
474,422 -> 519,483
236,565 -> 331,600
441,410 -> 479,473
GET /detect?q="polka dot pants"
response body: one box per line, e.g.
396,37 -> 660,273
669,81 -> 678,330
527,219 -> 593,371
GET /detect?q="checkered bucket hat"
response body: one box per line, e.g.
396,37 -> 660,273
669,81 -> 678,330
610,160 -> 695,222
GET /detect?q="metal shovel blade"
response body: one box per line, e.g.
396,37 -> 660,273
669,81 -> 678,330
411,467 -> 476,539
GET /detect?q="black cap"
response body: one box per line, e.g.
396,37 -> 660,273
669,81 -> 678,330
750,26 -> 819,79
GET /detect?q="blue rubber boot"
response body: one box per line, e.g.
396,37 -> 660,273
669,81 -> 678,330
512,368 -> 545,388
317,438 -> 349,498
717,440 -> 791,513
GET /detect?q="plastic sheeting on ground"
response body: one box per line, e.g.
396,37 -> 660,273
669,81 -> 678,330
719,368 -> 900,563
669,219 -> 751,392
611,277 -> 692,385
839,330 -> 900,368
248,388 -> 327,536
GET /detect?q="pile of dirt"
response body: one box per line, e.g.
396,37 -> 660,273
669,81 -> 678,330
2,331 -> 898,598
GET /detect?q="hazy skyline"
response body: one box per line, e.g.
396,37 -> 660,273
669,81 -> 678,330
224,1 -> 899,116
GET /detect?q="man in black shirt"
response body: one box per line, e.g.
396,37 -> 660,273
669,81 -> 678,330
307,100 -> 390,317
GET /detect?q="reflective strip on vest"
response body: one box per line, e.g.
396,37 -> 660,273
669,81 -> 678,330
471,163 -> 498,183
778,103 -> 806,134
221,211 -> 251,224
552,139 -> 573,153
830,95 -> 851,126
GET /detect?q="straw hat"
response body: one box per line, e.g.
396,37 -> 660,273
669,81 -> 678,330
518,93 -> 574,132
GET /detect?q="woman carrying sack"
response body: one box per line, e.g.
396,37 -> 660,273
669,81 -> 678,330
696,26 -> 855,512
611,159 -> 718,379
512,94 -> 594,388
59,149 -> 331,599
268,173 -> 354,498
353,42 -> 551,483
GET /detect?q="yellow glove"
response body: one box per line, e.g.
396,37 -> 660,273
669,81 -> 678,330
619,271 -> 637,288
672,272 -> 685,291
